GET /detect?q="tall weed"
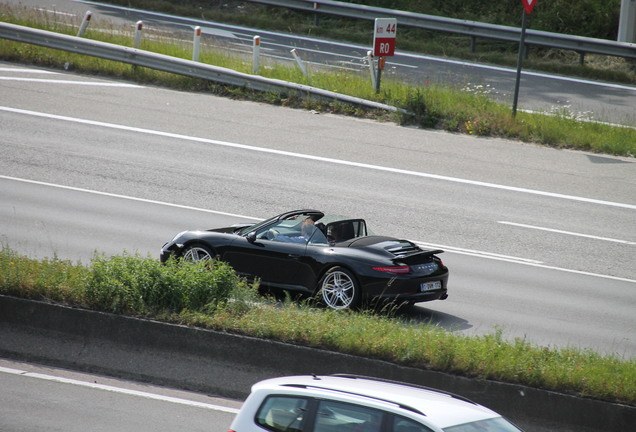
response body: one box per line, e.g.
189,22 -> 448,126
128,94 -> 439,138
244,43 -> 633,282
0,246 -> 87,304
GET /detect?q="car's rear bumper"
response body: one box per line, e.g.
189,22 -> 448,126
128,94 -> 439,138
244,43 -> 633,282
372,289 -> 448,303
360,271 -> 449,303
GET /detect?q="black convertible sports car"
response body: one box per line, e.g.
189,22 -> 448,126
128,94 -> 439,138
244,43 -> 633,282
160,209 -> 449,310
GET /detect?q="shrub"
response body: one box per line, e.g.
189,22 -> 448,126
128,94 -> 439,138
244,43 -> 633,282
0,248 -> 257,316
85,253 -> 257,315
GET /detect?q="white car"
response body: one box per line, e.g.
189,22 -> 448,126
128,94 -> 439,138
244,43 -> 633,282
228,374 -> 524,432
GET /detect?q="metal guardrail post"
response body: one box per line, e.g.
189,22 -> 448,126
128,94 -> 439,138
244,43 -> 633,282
133,21 -> 143,49
253,36 -> 261,74
313,2 -> 320,27
367,51 -> 376,90
77,11 -> 91,38
193,26 -> 201,62
291,48 -> 309,77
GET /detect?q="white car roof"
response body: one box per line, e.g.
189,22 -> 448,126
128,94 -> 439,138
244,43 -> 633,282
251,375 -> 501,429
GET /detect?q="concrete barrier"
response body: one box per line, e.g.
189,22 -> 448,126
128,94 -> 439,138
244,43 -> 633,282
0,295 -> 633,431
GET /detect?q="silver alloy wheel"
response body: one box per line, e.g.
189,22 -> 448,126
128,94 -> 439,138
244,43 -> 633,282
321,270 -> 356,310
182,246 -> 213,262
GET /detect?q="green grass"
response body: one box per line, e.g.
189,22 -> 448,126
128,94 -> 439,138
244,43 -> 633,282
1,246 -> 635,405
1,3 -> 635,156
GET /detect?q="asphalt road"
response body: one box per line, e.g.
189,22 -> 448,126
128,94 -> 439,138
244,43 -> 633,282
4,0 -> 635,125
1,62 -> 634,359
0,359 -> 240,432
1,6 -> 634,431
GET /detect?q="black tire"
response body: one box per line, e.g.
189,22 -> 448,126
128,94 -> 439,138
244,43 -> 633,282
317,267 -> 361,310
181,244 -> 215,262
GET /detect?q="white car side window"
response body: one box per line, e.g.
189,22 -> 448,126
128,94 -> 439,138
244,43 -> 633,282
255,396 -> 308,432
313,400 -> 382,432
392,416 -> 435,432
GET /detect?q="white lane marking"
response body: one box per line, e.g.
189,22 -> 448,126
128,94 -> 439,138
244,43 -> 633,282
35,8 -> 76,18
412,241 -> 543,264
0,77 -> 144,87
0,174 -> 260,222
0,68 -> 59,74
0,365 -> 240,414
2,174 -> 633,283
520,108 -> 636,130
414,241 -> 636,284
196,26 -> 237,39
498,221 -> 636,245
251,53 -> 363,72
399,52 -> 636,92
2,106 -> 635,211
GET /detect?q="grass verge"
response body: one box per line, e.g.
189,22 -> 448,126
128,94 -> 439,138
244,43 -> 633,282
1,246 -> 634,405
1,4 -> 635,157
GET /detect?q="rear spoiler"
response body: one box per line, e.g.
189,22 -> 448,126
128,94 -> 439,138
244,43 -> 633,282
396,249 -> 444,259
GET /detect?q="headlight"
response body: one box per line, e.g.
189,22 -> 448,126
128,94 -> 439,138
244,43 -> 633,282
170,231 -> 187,243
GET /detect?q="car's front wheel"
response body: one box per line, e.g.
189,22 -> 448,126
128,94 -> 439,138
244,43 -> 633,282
181,244 -> 214,262
318,267 -> 360,310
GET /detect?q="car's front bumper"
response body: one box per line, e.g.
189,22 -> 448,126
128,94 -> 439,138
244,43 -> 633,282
159,242 -> 180,263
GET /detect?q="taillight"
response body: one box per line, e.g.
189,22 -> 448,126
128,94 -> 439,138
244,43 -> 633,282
372,265 -> 410,274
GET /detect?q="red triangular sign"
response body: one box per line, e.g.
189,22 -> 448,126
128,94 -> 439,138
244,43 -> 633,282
521,0 -> 538,14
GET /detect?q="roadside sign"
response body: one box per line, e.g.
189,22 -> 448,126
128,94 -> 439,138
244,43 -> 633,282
513,0 -> 539,117
373,18 -> 397,57
521,0 -> 538,14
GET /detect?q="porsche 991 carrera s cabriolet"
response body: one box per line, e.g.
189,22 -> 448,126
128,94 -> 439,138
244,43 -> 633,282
160,209 -> 448,310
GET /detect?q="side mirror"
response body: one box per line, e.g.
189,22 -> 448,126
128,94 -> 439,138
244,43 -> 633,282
246,231 -> 257,244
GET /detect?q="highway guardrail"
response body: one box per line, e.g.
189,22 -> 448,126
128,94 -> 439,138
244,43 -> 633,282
0,22 -> 402,113
247,0 -> 636,61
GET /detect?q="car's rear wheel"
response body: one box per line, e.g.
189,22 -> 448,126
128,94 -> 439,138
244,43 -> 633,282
181,244 -> 214,262
318,267 -> 360,310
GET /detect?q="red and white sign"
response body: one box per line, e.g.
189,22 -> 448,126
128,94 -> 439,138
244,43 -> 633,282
521,0 -> 538,15
373,18 -> 397,57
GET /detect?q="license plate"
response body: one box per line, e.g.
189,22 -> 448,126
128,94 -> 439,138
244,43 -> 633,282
420,281 -> 442,292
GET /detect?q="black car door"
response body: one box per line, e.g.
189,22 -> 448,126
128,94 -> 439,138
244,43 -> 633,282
222,236 -> 308,290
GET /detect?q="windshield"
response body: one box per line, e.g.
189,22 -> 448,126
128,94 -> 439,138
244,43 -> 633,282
252,214 -> 329,246
237,211 -> 325,236
443,417 -> 523,432
237,212 -> 370,243
237,215 -> 277,236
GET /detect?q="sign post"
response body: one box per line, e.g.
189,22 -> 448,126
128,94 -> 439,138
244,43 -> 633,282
512,0 -> 538,117
371,18 -> 396,93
